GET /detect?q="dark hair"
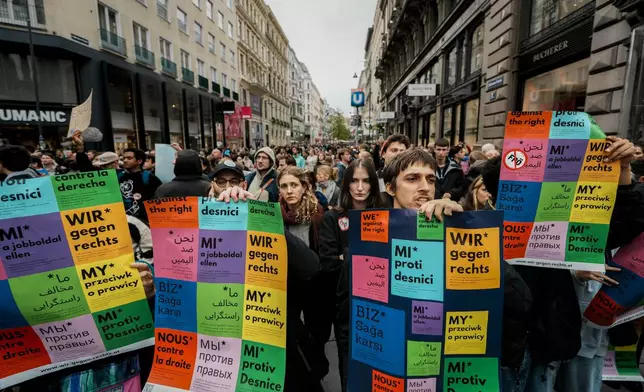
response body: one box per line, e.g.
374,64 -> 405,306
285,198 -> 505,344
481,156 -> 501,202
631,160 -> 644,178
449,143 -> 465,158
146,155 -> 156,163
435,138 -> 449,148
124,148 -> 146,166
382,134 -> 411,153
30,156 -> 43,168
383,149 -> 437,193
0,145 -> 31,172
338,158 -> 383,211
199,156 -> 209,170
42,152 -> 55,159
278,153 -> 296,166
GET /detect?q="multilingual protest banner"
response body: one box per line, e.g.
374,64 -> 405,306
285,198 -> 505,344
585,232 -> 644,328
348,209 -> 504,392
0,171 -> 154,388
497,111 -> 619,272
143,198 -> 287,392
602,344 -> 644,382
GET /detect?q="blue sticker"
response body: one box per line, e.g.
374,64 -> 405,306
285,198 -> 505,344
351,299 -> 405,376
549,111 -> 590,139
198,199 -> 248,231
390,239 -> 444,301
0,280 -> 28,329
155,278 -> 197,333
496,180 -> 541,222
0,177 -> 58,219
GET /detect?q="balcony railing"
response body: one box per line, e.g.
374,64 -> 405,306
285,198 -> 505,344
0,1 -> 46,28
161,57 -> 177,76
135,45 -> 155,68
156,1 -> 168,21
100,28 -> 127,56
182,67 -> 194,84
223,87 -> 231,98
232,92 -> 239,101
198,75 -> 209,90
212,82 -> 221,94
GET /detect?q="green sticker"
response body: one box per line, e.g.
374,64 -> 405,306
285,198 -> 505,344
10,267 -> 90,325
52,170 -> 122,211
616,350 -> 639,376
407,340 -> 441,376
565,223 -> 609,264
417,214 -> 443,241
93,300 -> 154,350
237,341 -> 286,392
247,200 -> 284,235
444,357 -> 499,392
197,283 -> 243,338
589,115 -> 607,139
534,182 -> 575,222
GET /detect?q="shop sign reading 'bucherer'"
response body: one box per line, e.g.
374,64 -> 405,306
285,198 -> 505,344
0,171 -> 154,388
143,198 -> 287,392
349,209 -> 504,392
497,111 -> 619,272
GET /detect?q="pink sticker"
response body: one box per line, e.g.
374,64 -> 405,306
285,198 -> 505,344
602,351 -> 618,377
190,336 -> 242,392
0,257 -> 7,280
407,377 -> 436,392
35,314 -> 106,362
612,233 -> 644,279
152,228 -> 199,281
352,255 -> 389,303
500,139 -> 547,182
525,222 -> 567,261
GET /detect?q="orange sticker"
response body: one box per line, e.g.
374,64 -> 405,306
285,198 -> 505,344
361,210 -> 389,243
145,198 -> 199,228
504,111 -> 552,140
502,222 -> 533,260
147,329 -> 197,390
0,327 -> 51,378
445,227 -> 501,290
372,369 -> 404,392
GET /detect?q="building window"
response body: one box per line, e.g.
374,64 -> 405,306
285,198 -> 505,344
232,79 -> 237,91
156,0 -> 168,20
211,67 -> 218,83
192,0 -> 200,8
220,43 -> 226,61
194,22 -> 202,44
470,24 -> 484,75
207,33 -> 215,54
240,53 -> 245,74
197,59 -> 205,76
222,73 -> 228,88
443,106 -> 452,138
464,98 -> 479,145
206,0 -> 213,19
133,23 -> 149,49
530,0 -> 593,36
177,8 -> 187,33
230,50 -> 235,66
180,50 -> 190,69
159,37 -> 172,59
98,3 -> 119,36
228,21 -> 234,38
227,0 -> 232,8
217,11 -> 224,29
446,46 -> 457,86
522,57 -> 590,111
0,0 -> 46,27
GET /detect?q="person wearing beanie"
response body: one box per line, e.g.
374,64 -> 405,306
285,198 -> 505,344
154,150 -> 211,198
245,146 -> 279,202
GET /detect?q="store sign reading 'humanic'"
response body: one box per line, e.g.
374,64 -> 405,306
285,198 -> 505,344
0,107 -> 70,125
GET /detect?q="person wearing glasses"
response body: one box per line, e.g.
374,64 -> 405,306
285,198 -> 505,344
208,160 -> 248,198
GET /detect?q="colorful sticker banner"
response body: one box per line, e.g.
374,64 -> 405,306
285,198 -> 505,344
143,198 -> 287,392
348,209 -> 504,392
498,111 -> 619,271
584,232 -> 644,328
602,345 -> 644,382
0,171 -> 154,388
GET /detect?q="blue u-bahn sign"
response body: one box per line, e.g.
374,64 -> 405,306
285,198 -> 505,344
351,90 -> 365,107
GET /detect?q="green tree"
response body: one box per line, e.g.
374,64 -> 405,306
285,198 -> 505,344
330,114 -> 351,140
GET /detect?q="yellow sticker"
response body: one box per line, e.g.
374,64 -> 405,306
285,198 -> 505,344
60,202 -> 132,265
245,231 -> 287,291
445,228 -> 500,290
569,182 -> 617,224
75,254 -> 147,312
444,311 -> 488,355
242,284 -> 287,348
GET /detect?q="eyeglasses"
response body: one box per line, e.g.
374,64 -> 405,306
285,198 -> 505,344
214,178 -> 242,187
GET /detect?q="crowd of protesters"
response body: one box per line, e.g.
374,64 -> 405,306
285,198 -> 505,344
1,131 -> 644,392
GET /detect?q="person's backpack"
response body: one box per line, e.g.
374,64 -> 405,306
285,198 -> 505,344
117,170 -> 151,185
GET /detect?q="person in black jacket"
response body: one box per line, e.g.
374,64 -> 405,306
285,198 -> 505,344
154,150 -> 211,198
324,158 -> 386,392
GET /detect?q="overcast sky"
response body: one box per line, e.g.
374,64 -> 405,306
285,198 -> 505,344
265,0 -> 377,115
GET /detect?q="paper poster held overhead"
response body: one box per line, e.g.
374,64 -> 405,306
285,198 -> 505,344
66,91 -> 93,137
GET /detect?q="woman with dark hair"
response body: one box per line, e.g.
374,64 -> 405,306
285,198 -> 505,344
318,158 -> 385,392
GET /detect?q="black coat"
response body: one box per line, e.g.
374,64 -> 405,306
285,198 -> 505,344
154,151 -> 211,198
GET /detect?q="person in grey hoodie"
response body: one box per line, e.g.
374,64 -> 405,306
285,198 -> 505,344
154,150 -> 211,198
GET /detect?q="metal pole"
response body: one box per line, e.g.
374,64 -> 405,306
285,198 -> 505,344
26,8 -> 45,150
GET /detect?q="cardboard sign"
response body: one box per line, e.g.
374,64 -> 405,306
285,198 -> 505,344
67,91 -> 93,137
